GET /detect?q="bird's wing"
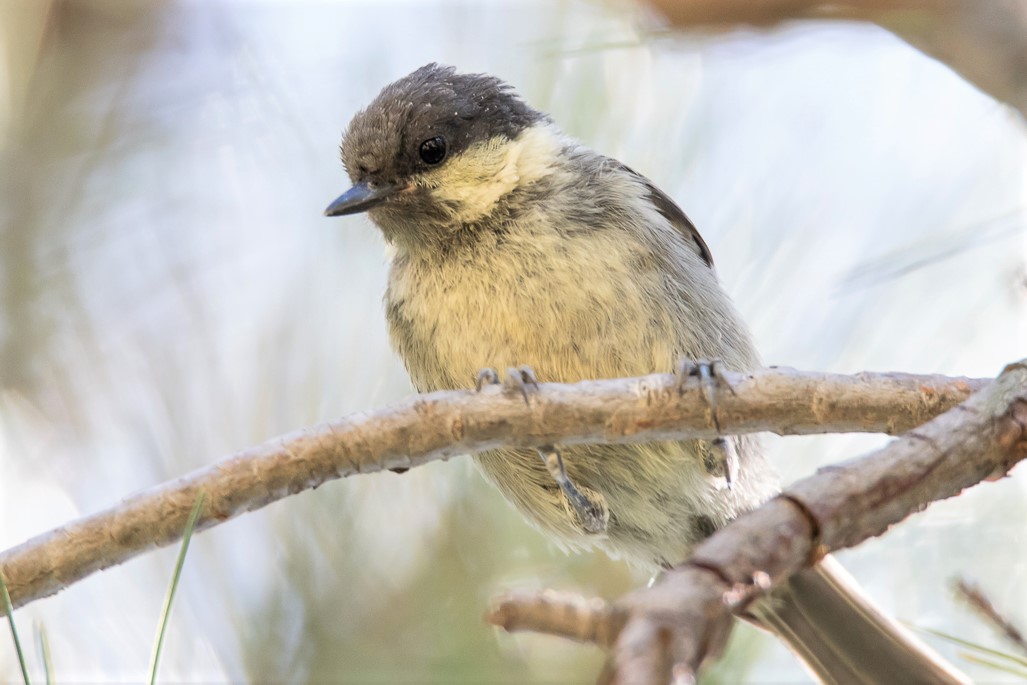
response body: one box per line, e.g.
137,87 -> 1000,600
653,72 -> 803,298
616,163 -> 715,269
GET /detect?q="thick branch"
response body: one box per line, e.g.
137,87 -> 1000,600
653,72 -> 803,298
487,361 -> 1027,683
0,368 -> 984,612
645,0 -> 1027,119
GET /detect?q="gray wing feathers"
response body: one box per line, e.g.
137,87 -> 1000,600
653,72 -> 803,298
616,162 -> 715,268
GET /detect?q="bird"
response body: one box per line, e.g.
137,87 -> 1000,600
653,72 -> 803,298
324,63 -> 968,684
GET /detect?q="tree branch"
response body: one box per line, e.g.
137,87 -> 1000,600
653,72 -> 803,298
486,361 -> 1027,683
0,368 -> 983,612
644,0 -> 1027,119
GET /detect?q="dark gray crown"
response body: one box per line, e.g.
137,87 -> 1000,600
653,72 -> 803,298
341,64 -> 545,186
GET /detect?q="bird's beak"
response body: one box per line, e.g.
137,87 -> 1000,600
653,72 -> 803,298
323,182 -> 399,217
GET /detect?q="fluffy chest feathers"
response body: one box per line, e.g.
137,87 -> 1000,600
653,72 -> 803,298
388,227 -> 677,391
385,181 -> 757,392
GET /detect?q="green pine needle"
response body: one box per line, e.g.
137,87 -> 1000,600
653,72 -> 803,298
147,490 -> 206,685
35,622 -> 53,685
914,625 -> 1027,671
0,570 -> 31,684
958,652 -> 1027,679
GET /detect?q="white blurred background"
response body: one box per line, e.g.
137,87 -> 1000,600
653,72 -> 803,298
1,0 -> 1025,682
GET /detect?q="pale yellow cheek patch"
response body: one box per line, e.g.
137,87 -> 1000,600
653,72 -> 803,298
418,124 -> 565,224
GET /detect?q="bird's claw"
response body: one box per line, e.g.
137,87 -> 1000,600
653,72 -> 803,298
538,445 -> 608,535
504,365 -> 538,402
475,367 -> 500,391
710,437 -> 736,488
675,358 -> 734,432
677,359 -> 737,487
475,366 -> 539,405
472,367 -> 538,404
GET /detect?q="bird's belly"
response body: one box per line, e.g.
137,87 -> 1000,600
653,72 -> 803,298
384,246 -> 775,568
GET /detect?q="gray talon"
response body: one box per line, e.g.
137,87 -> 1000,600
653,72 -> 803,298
474,367 -> 500,391
516,365 -> 538,387
676,358 -> 734,432
711,437 -> 736,488
675,359 -> 698,394
696,361 -> 719,430
503,365 -> 539,405
708,359 -> 738,396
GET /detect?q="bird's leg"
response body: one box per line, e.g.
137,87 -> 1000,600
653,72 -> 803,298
676,358 -> 737,487
538,444 -> 608,535
475,365 -> 607,535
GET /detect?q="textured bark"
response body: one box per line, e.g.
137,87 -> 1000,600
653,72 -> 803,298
487,361 -> 1027,683
0,368 -> 984,611
488,590 -> 627,649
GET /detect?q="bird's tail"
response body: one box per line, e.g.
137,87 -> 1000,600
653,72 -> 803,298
752,557 -> 971,685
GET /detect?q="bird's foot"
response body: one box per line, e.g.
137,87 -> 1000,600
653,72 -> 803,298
676,359 -> 737,486
674,358 -> 737,430
475,365 -> 539,405
703,437 -> 736,487
538,444 -> 608,535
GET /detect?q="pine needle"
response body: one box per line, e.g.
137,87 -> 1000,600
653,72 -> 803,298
914,625 -> 1027,671
957,651 -> 1027,679
0,570 -> 31,684
147,491 -> 206,685
34,622 -> 53,685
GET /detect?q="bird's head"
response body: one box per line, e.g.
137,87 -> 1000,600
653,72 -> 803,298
325,64 -> 560,246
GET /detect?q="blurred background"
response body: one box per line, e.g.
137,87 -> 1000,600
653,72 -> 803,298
1,0 -> 1025,682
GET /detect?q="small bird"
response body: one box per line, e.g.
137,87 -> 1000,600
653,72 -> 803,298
325,63 -> 967,684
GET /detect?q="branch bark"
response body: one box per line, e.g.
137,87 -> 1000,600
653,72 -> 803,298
644,0 -> 1027,119
0,368 -> 984,612
487,361 -> 1027,683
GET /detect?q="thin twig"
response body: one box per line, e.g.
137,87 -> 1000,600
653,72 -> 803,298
488,590 -> 626,648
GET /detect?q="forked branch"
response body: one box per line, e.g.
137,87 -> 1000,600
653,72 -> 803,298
487,361 -> 1027,683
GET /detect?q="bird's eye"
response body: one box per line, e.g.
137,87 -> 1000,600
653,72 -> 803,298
419,136 -> 447,165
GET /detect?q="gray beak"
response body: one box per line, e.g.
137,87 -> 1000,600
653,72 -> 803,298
324,182 -> 398,216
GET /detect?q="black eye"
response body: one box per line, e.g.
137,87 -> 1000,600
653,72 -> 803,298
419,136 -> 447,165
